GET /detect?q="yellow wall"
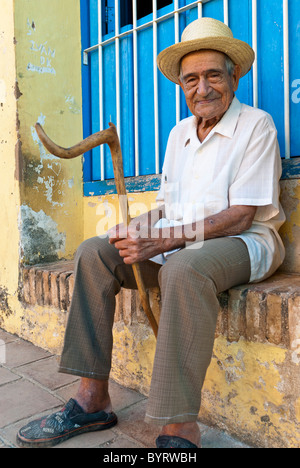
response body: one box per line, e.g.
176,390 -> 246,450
0,0 -> 84,336
279,179 -> 300,274
84,192 -> 158,240
200,336 -> 300,448
14,0 -> 83,265
0,0 -> 21,322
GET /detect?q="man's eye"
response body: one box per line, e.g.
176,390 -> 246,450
208,73 -> 222,81
184,77 -> 197,87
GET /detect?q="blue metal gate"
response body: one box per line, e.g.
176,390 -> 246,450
80,0 -> 300,196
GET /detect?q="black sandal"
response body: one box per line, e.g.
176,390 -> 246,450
17,399 -> 118,448
156,435 -> 198,449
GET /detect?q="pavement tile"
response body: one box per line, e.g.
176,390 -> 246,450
55,380 -> 80,402
56,379 -> 146,413
0,330 -> 19,344
101,436 -> 143,449
0,329 -> 252,449
109,380 -> 147,413
0,379 -> 61,428
201,427 -> 250,449
0,426 -> 17,448
16,356 -> 79,390
4,339 -> 51,369
0,342 -> 5,366
54,428 -> 116,449
0,366 -> 21,386
117,400 -> 161,449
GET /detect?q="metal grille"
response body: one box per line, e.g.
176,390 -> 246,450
83,0 -> 294,183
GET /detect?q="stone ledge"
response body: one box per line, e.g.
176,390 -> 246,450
216,273 -> 300,351
22,261 -> 75,311
21,262 -> 300,352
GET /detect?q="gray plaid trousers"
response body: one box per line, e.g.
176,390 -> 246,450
59,235 -> 250,425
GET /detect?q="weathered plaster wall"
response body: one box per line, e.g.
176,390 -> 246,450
0,0 -> 84,337
0,0 -> 21,328
14,0 -> 84,265
200,337 -> 300,448
279,179 -> 300,274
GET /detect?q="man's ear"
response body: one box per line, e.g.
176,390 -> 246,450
232,65 -> 242,92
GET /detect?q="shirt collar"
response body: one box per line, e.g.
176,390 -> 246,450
184,96 -> 242,148
212,96 -> 242,138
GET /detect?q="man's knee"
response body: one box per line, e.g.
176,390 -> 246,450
75,236 -> 123,278
76,236 -> 100,256
75,236 -> 109,264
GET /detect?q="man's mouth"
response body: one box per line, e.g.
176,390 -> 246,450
194,98 -> 216,104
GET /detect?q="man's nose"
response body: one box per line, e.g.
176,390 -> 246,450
196,77 -> 211,96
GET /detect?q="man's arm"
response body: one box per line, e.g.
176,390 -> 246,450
109,205 -> 257,265
108,205 -> 166,239
174,205 -> 257,244
205,205 -> 257,237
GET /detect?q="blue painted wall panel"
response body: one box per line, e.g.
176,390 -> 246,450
185,5 -> 198,25
106,0 -> 115,35
290,0 -> 300,158
80,0 -> 92,182
228,0 -> 253,106
120,33 -> 135,177
203,0 -> 224,21
257,1 -> 285,157
89,50 -> 101,181
137,25 -> 156,175
103,42 -> 116,179
157,15 -> 177,172
89,0 -> 101,181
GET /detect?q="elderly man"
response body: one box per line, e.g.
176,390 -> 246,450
17,18 -> 285,449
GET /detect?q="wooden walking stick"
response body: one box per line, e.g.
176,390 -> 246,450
35,122 -> 159,337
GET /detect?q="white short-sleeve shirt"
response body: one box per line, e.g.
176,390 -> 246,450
154,97 -> 286,283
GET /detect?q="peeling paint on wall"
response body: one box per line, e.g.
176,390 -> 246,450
0,287 -> 13,327
26,113 -> 66,207
68,177 -> 74,188
31,113 -> 55,165
19,205 -> 66,265
12,0 -> 84,262
279,180 -> 300,274
65,95 -> 81,114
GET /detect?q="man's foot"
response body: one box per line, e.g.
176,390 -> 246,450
156,435 -> 198,449
75,377 -> 112,414
16,399 -> 118,448
157,422 -> 201,448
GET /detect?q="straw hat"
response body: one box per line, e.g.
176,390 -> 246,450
157,18 -> 255,84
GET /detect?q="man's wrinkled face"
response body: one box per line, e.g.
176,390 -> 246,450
178,50 -> 241,121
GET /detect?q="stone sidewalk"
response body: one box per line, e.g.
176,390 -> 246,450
0,328 -> 251,449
